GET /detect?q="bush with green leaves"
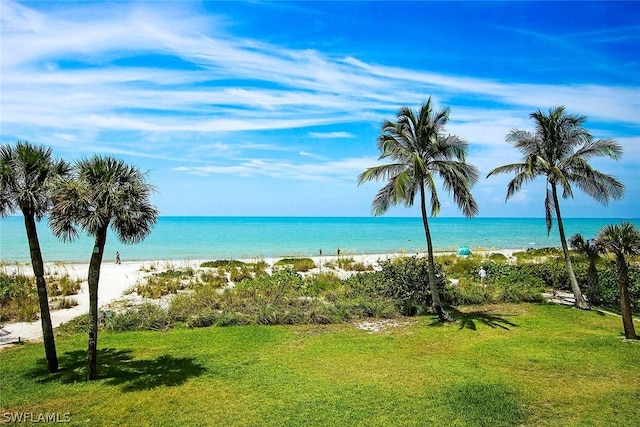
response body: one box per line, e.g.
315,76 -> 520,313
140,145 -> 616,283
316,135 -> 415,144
495,272 -> 545,303
596,263 -> 640,307
444,279 -> 493,306
274,258 -> 316,272
200,260 -> 246,268
105,303 -> 172,332
374,256 -> 447,316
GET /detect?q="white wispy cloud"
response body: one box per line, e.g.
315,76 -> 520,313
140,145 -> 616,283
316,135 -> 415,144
3,0 -> 637,148
0,0 -> 637,219
171,156 -> 377,182
308,132 -> 355,139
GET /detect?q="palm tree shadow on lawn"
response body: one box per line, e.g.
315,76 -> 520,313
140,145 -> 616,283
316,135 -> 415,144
27,348 -> 207,392
428,308 -> 519,331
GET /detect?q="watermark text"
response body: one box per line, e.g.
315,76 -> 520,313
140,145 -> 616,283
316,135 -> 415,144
2,412 -> 71,424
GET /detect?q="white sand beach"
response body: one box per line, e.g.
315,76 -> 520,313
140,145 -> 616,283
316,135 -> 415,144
0,249 -> 519,345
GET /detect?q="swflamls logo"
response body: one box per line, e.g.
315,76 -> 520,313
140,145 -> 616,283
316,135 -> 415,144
2,412 -> 71,423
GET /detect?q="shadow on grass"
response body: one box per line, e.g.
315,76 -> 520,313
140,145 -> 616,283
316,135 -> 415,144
28,348 -> 206,391
437,308 -> 518,331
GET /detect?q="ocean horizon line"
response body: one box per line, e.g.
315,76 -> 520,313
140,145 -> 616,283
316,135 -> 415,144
4,215 -> 639,220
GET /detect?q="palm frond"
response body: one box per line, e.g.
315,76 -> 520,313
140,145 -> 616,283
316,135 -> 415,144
544,187 -> 555,235
569,166 -> 625,204
597,222 -> 640,257
419,174 -> 438,217
357,163 -> 407,185
572,138 -> 623,161
486,162 -> 527,178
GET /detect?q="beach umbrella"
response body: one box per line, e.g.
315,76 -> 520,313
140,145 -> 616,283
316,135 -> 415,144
457,247 -> 472,256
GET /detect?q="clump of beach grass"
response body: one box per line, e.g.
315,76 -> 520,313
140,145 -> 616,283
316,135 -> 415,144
274,257 -> 316,272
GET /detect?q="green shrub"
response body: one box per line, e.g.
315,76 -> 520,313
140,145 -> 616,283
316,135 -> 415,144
445,279 -> 493,306
0,272 -> 38,322
376,256 -> 446,316
105,303 -> 172,332
236,268 -> 303,303
200,260 -> 246,268
45,271 -> 82,297
303,272 -> 342,296
513,247 -> 562,260
229,266 -> 253,283
487,253 -> 507,262
274,258 -> 316,272
491,268 -> 546,303
335,296 -> 399,319
442,256 -> 482,279
596,264 -> 640,307
199,270 -> 228,287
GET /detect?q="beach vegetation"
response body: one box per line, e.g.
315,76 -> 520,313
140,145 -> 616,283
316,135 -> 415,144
49,296 -> 78,310
0,270 -> 82,323
0,271 -> 39,322
358,97 -> 479,323
377,256 -> 446,315
303,271 -> 342,295
274,257 -> 316,272
0,141 -> 71,372
488,106 -> 625,310
200,259 -> 246,268
327,256 -> 374,271
487,252 -> 508,262
595,264 -> 640,310
512,247 -> 563,261
49,155 -> 159,381
445,279 -> 493,305
596,222 -> 640,339
47,274 -> 82,297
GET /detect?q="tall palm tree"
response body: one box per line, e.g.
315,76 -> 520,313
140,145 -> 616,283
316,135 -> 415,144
358,97 -> 479,322
596,222 -> 639,340
0,142 -> 70,373
569,233 -> 601,304
50,156 -> 158,380
487,106 -> 624,310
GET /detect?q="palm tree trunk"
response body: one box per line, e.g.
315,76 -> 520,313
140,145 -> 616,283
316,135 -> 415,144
87,226 -> 107,381
552,185 -> 590,310
23,213 -> 58,373
616,254 -> 637,340
419,185 -> 454,322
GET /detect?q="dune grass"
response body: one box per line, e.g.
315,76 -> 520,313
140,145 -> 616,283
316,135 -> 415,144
1,303 -> 638,426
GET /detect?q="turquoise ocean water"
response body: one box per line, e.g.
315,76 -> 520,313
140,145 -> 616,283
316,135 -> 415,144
1,216 -> 638,263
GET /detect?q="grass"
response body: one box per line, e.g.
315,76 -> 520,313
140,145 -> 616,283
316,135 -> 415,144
1,303 -> 638,426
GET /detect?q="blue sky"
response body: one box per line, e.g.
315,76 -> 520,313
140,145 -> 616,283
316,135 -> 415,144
1,1 -> 638,217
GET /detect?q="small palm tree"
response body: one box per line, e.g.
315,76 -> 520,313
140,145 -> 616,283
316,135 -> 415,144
50,156 -> 159,380
596,222 -> 639,340
487,106 -> 624,310
358,97 -> 479,322
569,233 -> 601,304
0,142 -> 70,373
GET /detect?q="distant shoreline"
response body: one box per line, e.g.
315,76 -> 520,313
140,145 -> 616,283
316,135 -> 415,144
2,216 -> 637,264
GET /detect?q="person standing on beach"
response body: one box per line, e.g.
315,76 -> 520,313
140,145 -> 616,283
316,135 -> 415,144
478,267 -> 486,284
115,251 -> 121,264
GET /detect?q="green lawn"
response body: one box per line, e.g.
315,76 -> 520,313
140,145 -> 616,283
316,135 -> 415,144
1,303 -> 638,426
